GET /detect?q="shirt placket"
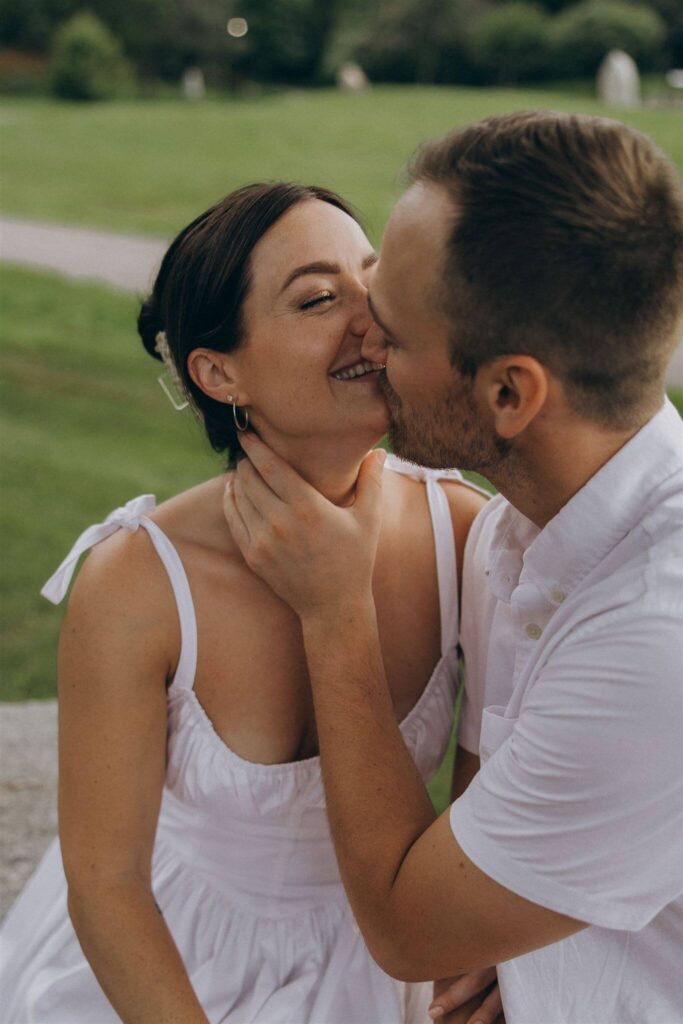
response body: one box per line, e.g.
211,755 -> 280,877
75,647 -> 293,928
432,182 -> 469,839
509,579 -> 553,689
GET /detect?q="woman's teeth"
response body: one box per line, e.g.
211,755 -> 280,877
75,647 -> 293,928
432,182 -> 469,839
330,360 -> 385,381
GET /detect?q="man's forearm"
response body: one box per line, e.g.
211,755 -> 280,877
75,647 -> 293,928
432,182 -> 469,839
302,596 -> 436,966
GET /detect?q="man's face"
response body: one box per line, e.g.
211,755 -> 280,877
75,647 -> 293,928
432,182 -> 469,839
363,183 -> 501,471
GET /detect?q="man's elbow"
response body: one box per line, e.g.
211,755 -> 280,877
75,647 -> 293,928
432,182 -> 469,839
363,924 -> 440,983
362,910 -> 488,981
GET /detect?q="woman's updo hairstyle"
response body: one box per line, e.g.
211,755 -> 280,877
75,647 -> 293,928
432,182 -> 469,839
138,182 -> 357,463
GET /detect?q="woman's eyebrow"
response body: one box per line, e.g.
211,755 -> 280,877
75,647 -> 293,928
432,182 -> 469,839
279,252 -> 378,295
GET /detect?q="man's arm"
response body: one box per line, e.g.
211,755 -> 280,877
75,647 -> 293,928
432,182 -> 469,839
225,436 -> 585,980
301,602 -> 584,980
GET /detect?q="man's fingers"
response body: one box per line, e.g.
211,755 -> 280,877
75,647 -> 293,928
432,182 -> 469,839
235,456 -> 283,520
429,968 -> 497,1017
354,449 -> 386,525
465,983 -> 503,1024
232,473 -> 264,533
223,480 -> 252,556
239,432 -> 318,504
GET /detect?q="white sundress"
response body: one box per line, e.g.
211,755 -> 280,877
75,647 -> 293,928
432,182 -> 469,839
0,456 -> 469,1024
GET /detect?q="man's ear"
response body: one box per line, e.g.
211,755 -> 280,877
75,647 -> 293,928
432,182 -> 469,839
475,355 -> 549,440
186,348 -> 249,405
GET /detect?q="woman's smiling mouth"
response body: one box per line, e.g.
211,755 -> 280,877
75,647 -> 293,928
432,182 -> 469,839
330,360 -> 386,381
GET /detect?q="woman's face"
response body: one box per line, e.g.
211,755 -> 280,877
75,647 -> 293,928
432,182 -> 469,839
232,199 -> 389,448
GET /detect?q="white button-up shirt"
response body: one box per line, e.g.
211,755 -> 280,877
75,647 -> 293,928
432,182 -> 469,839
454,398 -> 683,1024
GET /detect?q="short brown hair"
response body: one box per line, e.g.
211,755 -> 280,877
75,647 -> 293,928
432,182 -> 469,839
410,111 -> 683,428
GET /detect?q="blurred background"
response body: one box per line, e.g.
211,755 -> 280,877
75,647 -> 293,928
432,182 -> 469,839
1,0 -> 682,910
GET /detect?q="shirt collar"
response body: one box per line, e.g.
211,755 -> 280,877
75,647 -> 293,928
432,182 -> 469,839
488,398 -> 683,604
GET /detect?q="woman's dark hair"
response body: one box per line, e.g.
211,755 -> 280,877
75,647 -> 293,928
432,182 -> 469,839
138,182 -> 358,463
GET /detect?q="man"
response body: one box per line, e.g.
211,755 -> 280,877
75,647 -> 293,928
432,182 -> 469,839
225,112 -> 683,1023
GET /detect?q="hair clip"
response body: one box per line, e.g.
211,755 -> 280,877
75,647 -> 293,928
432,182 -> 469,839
154,330 -> 189,411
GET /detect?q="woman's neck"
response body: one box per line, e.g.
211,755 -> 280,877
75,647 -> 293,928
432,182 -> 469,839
251,428 -> 381,508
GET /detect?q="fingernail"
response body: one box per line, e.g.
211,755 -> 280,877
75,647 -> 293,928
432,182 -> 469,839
428,1009 -> 445,1019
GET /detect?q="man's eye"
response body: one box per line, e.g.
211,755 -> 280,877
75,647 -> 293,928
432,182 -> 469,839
300,292 -> 334,310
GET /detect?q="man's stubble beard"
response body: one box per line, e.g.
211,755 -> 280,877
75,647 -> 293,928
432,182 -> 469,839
379,369 -> 511,473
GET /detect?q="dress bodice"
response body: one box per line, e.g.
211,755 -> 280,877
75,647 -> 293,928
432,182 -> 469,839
41,456 -> 468,915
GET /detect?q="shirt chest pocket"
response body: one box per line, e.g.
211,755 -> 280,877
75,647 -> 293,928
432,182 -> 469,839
479,705 -> 517,765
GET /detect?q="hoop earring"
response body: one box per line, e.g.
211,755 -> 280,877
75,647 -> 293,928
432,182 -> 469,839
232,400 -> 249,432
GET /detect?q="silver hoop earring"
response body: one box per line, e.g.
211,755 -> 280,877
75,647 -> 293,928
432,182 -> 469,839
232,401 -> 249,432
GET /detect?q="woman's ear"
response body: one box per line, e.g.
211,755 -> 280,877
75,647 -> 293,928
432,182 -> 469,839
186,349 -> 249,405
476,355 -> 549,440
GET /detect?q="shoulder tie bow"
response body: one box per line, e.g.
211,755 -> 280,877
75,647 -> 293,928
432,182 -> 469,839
41,495 -> 157,605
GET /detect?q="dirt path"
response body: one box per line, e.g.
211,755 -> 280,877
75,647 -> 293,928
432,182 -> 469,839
0,216 -> 167,293
0,701 -> 57,920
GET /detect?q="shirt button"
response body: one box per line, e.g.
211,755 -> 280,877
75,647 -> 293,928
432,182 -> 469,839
551,588 -> 566,603
525,623 -> 542,640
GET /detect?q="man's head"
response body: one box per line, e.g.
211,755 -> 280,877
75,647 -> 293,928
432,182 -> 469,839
364,111 -> 683,471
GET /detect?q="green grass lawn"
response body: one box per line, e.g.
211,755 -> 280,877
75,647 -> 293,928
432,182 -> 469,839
1,86 -> 682,240
0,266 -> 221,701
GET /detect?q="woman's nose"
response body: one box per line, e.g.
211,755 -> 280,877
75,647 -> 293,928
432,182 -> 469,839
361,320 -> 388,364
349,297 -> 374,339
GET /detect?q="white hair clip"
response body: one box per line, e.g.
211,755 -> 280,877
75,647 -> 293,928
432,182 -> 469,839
154,330 -> 189,411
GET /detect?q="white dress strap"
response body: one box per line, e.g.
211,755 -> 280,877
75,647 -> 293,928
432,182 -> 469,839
384,455 -> 461,657
41,496 -> 198,691
138,519 -> 198,692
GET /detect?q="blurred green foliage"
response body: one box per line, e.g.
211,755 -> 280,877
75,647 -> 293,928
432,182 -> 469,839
49,11 -> 131,101
551,0 -> 667,77
1,0 -> 682,92
470,3 -> 554,84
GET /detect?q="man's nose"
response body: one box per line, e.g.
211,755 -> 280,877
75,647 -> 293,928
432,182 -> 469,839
361,320 -> 388,364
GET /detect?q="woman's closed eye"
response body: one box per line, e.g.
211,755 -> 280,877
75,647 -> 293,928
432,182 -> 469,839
300,291 -> 335,311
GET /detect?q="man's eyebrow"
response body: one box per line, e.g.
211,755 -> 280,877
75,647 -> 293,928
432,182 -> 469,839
279,252 -> 378,295
367,291 -> 398,340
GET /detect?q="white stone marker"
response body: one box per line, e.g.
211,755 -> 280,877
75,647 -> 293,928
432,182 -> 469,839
182,67 -> 206,100
597,50 -> 641,109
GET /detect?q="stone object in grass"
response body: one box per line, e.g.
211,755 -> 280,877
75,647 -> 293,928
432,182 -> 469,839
337,62 -> 369,92
666,69 -> 683,89
182,67 -> 206,101
597,50 -> 640,109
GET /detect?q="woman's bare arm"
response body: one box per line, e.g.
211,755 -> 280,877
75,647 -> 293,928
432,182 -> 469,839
57,527 -> 207,1024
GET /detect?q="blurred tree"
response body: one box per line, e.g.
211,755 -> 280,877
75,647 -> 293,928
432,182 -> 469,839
49,10 -> 130,99
355,0 -> 489,85
552,0 -> 667,76
471,2 -> 552,82
646,0 -> 683,64
225,0 -> 340,83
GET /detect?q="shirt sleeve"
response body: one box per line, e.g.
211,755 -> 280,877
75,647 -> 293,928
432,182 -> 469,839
450,600 -> 683,931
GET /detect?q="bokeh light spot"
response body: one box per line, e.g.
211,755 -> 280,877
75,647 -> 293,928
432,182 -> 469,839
227,18 -> 248,38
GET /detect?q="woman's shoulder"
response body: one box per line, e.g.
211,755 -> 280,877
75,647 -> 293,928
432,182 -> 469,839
383,456 -> 489,573
144,473 -> 238,558
384,455 -> 488,522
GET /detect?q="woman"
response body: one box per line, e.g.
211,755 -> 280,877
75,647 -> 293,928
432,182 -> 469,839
0,183 -> 487,1022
